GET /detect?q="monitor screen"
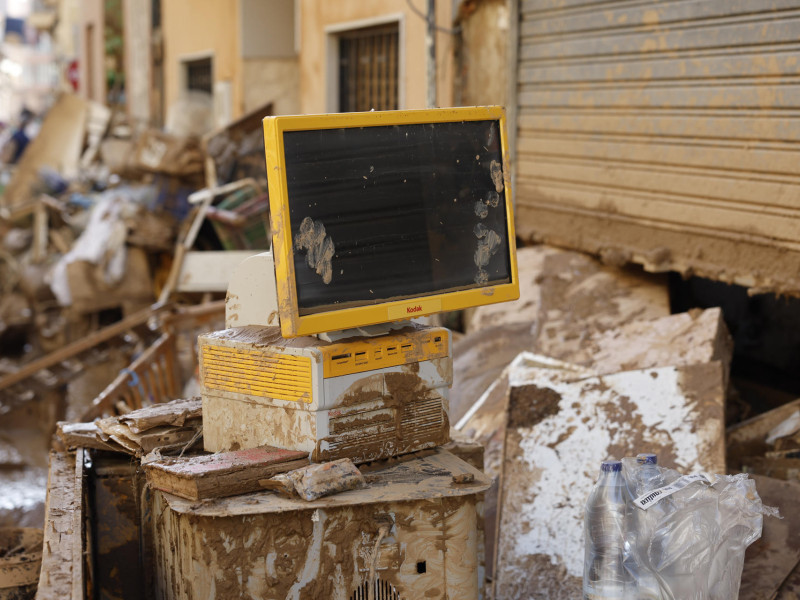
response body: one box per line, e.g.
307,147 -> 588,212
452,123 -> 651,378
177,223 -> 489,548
264,107 -> 519,337
283,120 -> 511,315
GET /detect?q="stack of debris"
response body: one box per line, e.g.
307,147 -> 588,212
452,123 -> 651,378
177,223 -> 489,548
451,245 -> 799,599
0,92 -> 274,529
56,397 -> 203,457
2,95 -> 798,599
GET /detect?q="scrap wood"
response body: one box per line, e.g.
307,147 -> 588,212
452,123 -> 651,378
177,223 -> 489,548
133,129 -> 205,177
203,100 -> 272,187
144,445 -> 309,501
57,417 -> 202,457
742,456 -> 800,482
118,397 -> 201,433
1,94 -> 88,216
160,299 -> 225,332
775,560 -> 800,598
728,398 -> 800,470
0,302 -> 169,393
36,449 -> 84,600
260,458 -> 365,502
80,331 -> 180,421
56,422 -> 127,454
157,178 -> 261,304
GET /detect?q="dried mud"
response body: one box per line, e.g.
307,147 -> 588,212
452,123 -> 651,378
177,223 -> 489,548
507,384 -> 562,429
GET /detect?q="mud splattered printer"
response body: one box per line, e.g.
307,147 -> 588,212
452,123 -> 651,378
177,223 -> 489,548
198,107 -> 519,463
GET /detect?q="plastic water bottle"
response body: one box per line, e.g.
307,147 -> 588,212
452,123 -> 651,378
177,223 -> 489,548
584,460 -> 634,599
636,453 -> 663,494
630,453 -> 664,600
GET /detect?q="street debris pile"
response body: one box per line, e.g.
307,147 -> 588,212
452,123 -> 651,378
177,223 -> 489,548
0,93 -> 271,536
0,95 -> 798,600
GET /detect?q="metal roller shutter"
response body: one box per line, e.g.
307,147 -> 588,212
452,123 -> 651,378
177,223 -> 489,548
512,0 -> 800,295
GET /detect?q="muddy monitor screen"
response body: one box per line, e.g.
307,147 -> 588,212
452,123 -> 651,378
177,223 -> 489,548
264,107 -> 519,337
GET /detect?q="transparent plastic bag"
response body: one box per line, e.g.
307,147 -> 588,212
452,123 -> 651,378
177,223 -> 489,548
618,458 -> 780,600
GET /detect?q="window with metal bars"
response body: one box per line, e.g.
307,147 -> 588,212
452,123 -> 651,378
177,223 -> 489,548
338,24 -> 399,113
185,57 -> 212,95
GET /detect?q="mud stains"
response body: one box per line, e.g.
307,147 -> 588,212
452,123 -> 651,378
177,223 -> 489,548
507,384 -> 562,429
295,216 -> 334,285
474,223 -> 502,284
489,160 -> 504,193
315,372 -> 449,464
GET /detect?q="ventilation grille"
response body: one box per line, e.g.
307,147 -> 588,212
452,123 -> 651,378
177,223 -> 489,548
201,344 -> 313,403
321,395 -> 446,462
350,579 -> 402,600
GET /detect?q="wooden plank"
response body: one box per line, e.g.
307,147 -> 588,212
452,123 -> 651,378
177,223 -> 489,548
81,332 -> 180,421
776,559 -> 800,598
728,399 -> 800,470
157,448 -> 490,517
176,250 -> 261,292
144,446 -> 310,500
0,303 -> 167,392
739,476 -> 800,600
37,449 -> 84,600
119,397 -> 202,433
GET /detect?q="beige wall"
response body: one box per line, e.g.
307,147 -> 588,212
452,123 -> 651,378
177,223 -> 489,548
161,0 -> 243,121
299,0 -> 455,114
123,0 -> 151,127
242,58 -> 301,116
79,0 -> 106,103
456,0 -> 508,107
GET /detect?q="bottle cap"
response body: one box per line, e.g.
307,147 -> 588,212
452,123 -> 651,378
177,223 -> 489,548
601,460 -> 622,472
636,453 -> 658,465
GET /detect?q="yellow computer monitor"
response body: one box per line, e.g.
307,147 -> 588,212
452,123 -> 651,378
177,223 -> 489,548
263,106 -> 519,338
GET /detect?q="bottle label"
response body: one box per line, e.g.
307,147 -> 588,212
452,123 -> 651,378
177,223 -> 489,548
633,473 -> 711,510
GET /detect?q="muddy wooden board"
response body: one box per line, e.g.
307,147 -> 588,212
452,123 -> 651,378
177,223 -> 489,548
776,560 -> 800,599
36,449 -> 84,600
740,476 -> 800,600
728,399 -> 800,470
0,527 -> 42,591
144,446 -> 309,500
118,397 -> 202,433
493,362 -> 726,599
160,449 -> 489,517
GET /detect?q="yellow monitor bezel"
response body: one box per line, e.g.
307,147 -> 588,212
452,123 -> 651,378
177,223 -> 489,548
262,106 -> 519,338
